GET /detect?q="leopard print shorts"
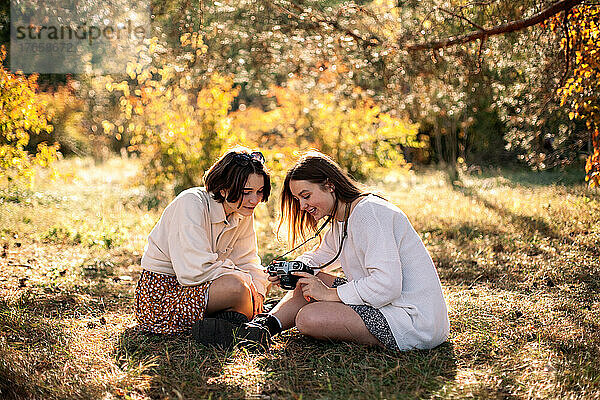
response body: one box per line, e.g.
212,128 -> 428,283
134,270 -> 211,334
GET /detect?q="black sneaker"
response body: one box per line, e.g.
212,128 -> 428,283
234,321 -> 271,349
191,318 -> 237,349
191,318 -> 270,350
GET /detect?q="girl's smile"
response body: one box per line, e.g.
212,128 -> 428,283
289,179 -> 338,221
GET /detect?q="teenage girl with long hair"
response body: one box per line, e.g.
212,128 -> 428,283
232,151 -> 449,351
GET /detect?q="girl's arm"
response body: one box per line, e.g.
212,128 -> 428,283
228,215 -> 268,297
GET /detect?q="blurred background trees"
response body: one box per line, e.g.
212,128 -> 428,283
1,0 -> 599,195
0,46 -> 59,187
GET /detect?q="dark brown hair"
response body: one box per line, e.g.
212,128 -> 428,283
204,148 -> 271,204
278,151 -> 364,246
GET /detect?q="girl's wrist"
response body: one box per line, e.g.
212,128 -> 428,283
328,287 -> 341,302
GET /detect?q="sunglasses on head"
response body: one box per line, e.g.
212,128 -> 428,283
234,151 -> 265,165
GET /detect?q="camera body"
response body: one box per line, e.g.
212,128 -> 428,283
267,260 -> 314,290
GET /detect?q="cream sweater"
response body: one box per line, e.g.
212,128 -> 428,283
297,195 -> 450,350
140,187 -> 268,297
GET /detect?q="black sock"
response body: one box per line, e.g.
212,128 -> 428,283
212,311 -> 249,326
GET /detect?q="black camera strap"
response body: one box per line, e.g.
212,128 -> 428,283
272,202 -> 337,262
318,200 -> 351,269
273,193 -> 372,269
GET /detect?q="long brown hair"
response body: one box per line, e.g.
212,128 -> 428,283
278,151 -> 364,247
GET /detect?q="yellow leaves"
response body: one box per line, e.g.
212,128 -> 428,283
180,32 -> 206,53
558,5 -> 600,186
112,81 -> 130,97
227,70 -> 423,179
33,142 -> 59,168
158,66 -> 173,83
148,36 -> 159,54
111,68 -> 243,194
125,103 -> 133,119
216,117 -> 233,141
137,70 -> 152,84
585,128 -> 600,187
126,63 -> 137,80
101,121 -> 114,135
1,44 -> 55,185
180,33 -> 191,46
134,104 -> 144,115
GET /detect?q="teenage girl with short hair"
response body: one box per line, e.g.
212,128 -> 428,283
134,148 -> 271,344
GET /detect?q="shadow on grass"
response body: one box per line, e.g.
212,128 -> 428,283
457,186 -> 561,240
114,327 -> 457,399
0,292 -> 110,399
450,186 -> 600,284
0,296 -> 61,399
23,277 -> 135,318
454,182 -> 598,254
544,334 -> 600,393
115,327 -> 249,399
260,335 -> 457,399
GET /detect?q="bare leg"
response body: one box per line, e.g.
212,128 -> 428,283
205,274 -> 253,319
295,302 -> 382,347
270,272 -> 340,330
269,285 -> 308,330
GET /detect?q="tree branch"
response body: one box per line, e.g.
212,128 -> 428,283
438,7 -> 485,31
558,7 -> 571,86
406,0 -> 584,51
274,1 -> 381,47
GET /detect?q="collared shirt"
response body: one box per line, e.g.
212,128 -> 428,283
140,187 -> 268,296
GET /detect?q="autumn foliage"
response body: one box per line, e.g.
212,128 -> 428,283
558,5 -> 600,187
233,63 -> 421,180
0,46 -> 59,186
105,71 -> 239,196
106,36 -> 421,196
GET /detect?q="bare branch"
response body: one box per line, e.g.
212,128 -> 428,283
477,37 -> 485,73
406,0 -> 584,51
559,7 -> 572,86
274,1 -> 381,47
438,7 -> 485,31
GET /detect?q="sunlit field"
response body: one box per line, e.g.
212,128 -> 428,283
1,157 -> 599,399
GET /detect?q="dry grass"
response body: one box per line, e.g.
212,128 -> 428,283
1,158 -> 599,399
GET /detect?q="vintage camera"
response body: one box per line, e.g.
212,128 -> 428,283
267,260 -> 314,290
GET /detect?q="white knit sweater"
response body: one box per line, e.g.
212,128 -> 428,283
297,195 -> 450,350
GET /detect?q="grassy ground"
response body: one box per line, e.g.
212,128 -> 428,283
1,158 -> 599,399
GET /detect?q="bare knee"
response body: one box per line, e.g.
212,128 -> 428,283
209,274 -> 253,316
224,275 -> 251,298
295,304 -> 325,338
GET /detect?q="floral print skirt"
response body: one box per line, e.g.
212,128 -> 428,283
134,269 -> 211,334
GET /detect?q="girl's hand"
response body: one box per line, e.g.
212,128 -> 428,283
292,272 -> 341,302
249,282 -> 264,316
267,274 -> 281,287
